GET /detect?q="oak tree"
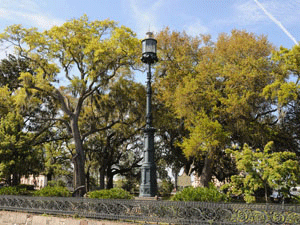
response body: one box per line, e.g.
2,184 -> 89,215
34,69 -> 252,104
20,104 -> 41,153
0,55 -> 54,185
0,16 -> 139,196
155,28 -> 277,187
83,77 -> 145,189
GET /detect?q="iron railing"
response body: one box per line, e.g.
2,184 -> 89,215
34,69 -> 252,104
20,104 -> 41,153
0,195 -> 300,224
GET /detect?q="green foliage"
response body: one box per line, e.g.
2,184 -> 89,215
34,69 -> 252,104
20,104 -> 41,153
227,142 -> 300,203
87,188 -> 134,199
0,111 -> 43,185
155,28 -> 277,187
43,141 -> 72,182
156,29 -> 275,157
47,180 -> 66,187
263,44 -> 300,155
171,184 -> 227,202
33,186 -> 71,197
158,179 -> 174,197
0,186 -> 30,195
265,45 -> 300,106
114,177 -> 139,195
244,194 -> 256,204
83,77 -> 145,190
17,184 -> 35,191
0,54 -> 31,91
0,55 -> 53,186
0,15 -> 140,196
180,111 -> 229,159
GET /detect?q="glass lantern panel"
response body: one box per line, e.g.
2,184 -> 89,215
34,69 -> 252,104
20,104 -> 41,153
142,40 -> 147,54
142,39 -> 157,54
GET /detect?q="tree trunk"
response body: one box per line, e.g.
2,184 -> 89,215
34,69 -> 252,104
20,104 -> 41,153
106,176 -> 113,189
46,173 -> 52,182
99,167 -> 105,189
71,118 -> 86,197
174,173 -> 178,192
172,168 -> 179,192
264,182 -> 268,203
46,168 -> 53,182
12,173 -> 19,186
86,167 -> 90,192
198,150 -> 214,187
6,174 -> 11,186
106,166 -> 114,189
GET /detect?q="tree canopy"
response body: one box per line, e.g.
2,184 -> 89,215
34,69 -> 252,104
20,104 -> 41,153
0,15 -> 140,196
227,142 -> 300,203
154,28 -> 278,186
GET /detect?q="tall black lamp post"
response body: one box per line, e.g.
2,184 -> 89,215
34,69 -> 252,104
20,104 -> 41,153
139,32 -> 158,197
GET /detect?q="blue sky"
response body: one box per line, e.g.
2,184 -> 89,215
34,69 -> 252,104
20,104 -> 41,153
0,0 -> 299,57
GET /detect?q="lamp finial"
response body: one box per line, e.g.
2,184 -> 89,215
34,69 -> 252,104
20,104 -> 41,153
146,31 -> 153,38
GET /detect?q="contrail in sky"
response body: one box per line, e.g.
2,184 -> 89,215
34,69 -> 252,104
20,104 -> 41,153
253,0 -> 298,45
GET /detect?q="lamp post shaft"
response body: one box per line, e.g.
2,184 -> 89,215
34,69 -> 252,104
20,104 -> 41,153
139,63 -> 157,197
146,63 -> 152,127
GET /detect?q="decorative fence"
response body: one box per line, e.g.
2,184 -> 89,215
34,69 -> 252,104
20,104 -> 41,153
1,195 -> 300,224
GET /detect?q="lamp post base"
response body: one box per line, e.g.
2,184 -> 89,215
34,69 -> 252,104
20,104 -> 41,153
139,163 -> 157,197
135,196 -> 160,200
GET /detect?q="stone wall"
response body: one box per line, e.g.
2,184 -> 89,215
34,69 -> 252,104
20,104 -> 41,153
0,211 -> 136,225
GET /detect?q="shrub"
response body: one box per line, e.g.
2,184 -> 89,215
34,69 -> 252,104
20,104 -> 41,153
0,186 -> 29,195
33,186 -> 71,197
87,188 -> 134,199
115,178 -> 139,195
171,184 -> 227,202
158,179 -> 174,197
17,184 -> 35,191
47,180 -> 66,187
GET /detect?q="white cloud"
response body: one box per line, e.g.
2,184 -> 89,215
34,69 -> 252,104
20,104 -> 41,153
0,0 -> 65,59
0,0 -> 64,30
0,8 -> 10,18
17,12 -> 64,29
233,0 -> 300,27
129,0 -> 209,38
12,0 -> 41,12
184,19 -> 209,36
259,0 -> 300,25
234,0 -> 267,25
225,0 -> 299,45
254,0 -> 298,45
129,0 -> 166,37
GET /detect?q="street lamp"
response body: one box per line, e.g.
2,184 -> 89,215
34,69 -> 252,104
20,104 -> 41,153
139,32 -> 158,197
